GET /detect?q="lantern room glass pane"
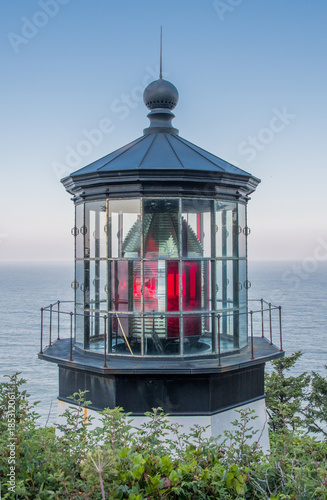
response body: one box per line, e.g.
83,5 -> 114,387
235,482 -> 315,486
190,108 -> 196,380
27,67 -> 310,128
143,315 -> 168,356
225,209 -> 234,257
239,308 -> 248,348
143,199 -> 179,258
215,210 -> 222,257
183,314 -> 201,337
76,203 -> 84,259
111,260 -> 139,312
183,314 -> 213,354
216,201 -> 237,257
225,260 -> 234,308
75,308 -> 84,347
89,260 -> 107,311
144,260 -> 166,312
222,310 -> 234,338
238,203 -> 247,258
85,202 -> 107,259
167,316 -> 180,341
83,260 -> 90,302
217,312 -> 235,353
143,261 -> 158,312
110,314 -> 134,356
76,260 -> 84,307
109,199 -> 141,258
186,260 -> 214,312
88,310 -> 102,343
216,260 -> 234,310
182,261 -> 201,311
167,261 -> 179,313
143,315 -> 181,356
216,260 -> 222,309
239,259 -> 247,307
182,261 -> 213,312
206,261 -> 213,311
144,315 -> 166,339
182,199 -> 212,257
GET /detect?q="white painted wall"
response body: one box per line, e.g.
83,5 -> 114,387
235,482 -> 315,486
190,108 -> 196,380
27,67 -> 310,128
56,397 -> 270,453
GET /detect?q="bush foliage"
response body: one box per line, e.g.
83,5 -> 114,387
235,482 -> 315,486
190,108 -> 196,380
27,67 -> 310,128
0,353 -> 327,499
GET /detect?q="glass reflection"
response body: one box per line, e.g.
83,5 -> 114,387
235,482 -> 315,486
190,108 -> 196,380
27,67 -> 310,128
89,260 -> 107,309
182,199 -> 212,257
216,260 -> 234,310
144,315 -> 179,356
216,201 -> 237,258
111,261 -> 136,312
75,309 -> 84,348
239,260 -> 247,307
109,199 -> 141,258
110,314 -> 134,356
76,203 -> 84,259
239,310 -> 248,348
238,204 -> 247,258
84,202 -> 107,259
143,199 -> 179,258
76,260 -> 84,307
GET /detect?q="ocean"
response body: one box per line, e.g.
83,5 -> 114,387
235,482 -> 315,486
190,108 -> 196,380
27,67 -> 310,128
0,260 -> 326,425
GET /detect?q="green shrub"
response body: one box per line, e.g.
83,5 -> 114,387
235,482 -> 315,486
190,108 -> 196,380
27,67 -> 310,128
0,367 -> 327,499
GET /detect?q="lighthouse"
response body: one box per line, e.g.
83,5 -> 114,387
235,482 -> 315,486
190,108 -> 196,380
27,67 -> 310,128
39,65 -> 283,450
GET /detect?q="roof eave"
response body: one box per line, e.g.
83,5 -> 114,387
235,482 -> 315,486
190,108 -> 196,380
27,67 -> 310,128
61,169 -> 260,203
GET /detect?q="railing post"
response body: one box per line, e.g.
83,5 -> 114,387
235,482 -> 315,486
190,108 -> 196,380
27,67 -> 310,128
250,310 -> 254,359
279,306 -> 283,351
49,303 -> 53,346
261,298 -> 264,338
69,312 -> 73,361
40,308 -> 44,354
269,303 -> 272,345
57,301 -> 60,340
217,314 -> 221,367
103,315 -> 108,368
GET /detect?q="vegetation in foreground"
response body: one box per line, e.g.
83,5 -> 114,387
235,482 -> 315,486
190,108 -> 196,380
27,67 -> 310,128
0,352 -> 327,499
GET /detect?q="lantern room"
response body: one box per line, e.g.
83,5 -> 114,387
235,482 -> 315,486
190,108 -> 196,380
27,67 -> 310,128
73,196 -> 249,357
39,70 -> 283,448
65,77 -> 256,359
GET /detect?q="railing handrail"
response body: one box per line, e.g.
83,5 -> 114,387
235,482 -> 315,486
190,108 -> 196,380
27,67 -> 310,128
40,298 -> 283,363
249,298 -> 279,308
41,301 -> 280,318
42,300 -> 74,312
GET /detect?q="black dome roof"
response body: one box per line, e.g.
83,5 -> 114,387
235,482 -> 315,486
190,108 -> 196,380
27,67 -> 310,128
143,78 -> 179,110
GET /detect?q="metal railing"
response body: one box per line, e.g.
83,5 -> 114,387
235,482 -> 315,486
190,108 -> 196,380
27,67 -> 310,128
40,301 -> 75,361
248,298 -> 283,350
40,299 -> 282,367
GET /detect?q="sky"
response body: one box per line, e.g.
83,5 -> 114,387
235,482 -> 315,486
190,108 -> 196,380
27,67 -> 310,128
1,0 -> 326,262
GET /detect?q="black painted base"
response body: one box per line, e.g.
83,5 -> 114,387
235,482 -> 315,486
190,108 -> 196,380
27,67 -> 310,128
58,363 -> 265,416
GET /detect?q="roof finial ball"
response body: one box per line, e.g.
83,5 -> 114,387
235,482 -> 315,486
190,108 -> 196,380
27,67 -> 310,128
143,78 -> 179,111
143,27 -> 179,133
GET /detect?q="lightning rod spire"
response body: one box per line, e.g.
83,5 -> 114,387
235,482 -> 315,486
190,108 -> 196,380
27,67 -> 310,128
160,25 -> 163,79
